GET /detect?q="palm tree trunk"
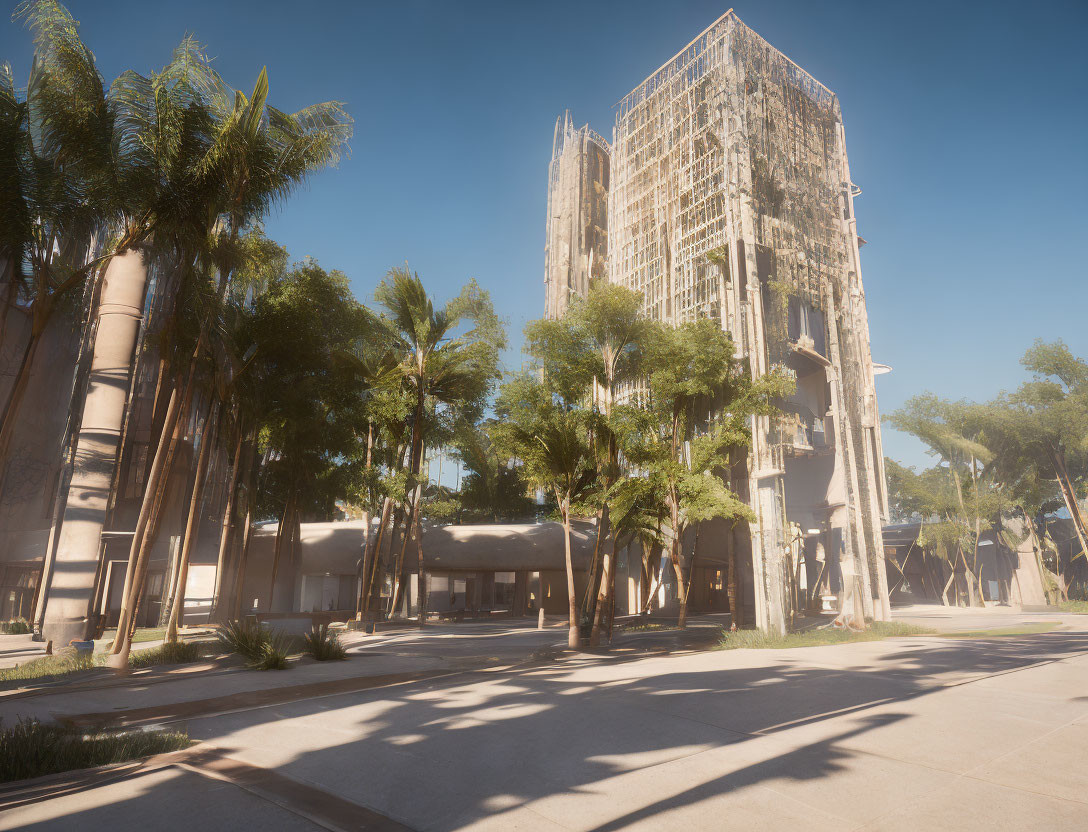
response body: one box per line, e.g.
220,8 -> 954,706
166,404 -> 218,642
267,490 -> 295,611
562,500 -> 579,649
412,481 -> 426,626
390,502 -> 414,617
43,248 -> 147,646
209,422 -> 244,623
109,362 -> 199,664
0,319 -> 44,474
232,499 -> 255,619
108,381 -> 183,665
355,421 -> 374,613
0,257 -> 20,358
359,496 -> 393,618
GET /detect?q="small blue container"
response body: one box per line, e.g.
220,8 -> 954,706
70,640 -> 94,654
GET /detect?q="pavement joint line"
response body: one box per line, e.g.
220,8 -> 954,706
0,743 -> 415,832
175,747 -> 415,832
756,781 -> 857,827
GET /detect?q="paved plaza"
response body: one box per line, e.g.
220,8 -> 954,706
2,606 -> 1087,831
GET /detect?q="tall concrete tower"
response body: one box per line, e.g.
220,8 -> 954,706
608,10 -> 891,633
543,112 -> 610,319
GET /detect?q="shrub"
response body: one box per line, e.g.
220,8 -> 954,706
127,640 -> 204,669
250,632 -> 292,670
1,619 -> 31,635
216,620 -> 271,662
0,718 -> 190,783
304,624 -> 347,661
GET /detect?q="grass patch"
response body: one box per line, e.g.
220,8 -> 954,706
0,651 -> 106,686
0,719 -> 190,783
127,640 -> 206,669
623,622 -> 678,632
1,619 -> 31,635
101,627 -> 168,649
938,621 -> 1060,639
2,639 -> 213,688
1058,600 -> 1088,614
719,621 -> 934,650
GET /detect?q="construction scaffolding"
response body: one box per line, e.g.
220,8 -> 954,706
544,112 -> 610,320
547,10 -> 891,632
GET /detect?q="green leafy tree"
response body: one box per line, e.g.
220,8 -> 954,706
884,458 -> 973,605
887,395 -> 1005,606
453,421 -> 536,523
525,282 -> 648,643
622,318 -> 790,628
494,372 -> 595,648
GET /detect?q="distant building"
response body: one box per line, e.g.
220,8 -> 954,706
546,10 -> 893,632
543,112 -> 609,319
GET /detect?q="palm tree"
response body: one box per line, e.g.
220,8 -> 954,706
494,374 -> 594,649
107,53 -> 351,663
374,270 -> 502,622
453,421 -> 535,523
22,1 -> 236,646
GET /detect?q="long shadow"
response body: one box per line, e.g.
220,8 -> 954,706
11,629 -> 1088,831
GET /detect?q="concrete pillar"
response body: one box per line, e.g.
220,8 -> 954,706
43,248 -> 148,645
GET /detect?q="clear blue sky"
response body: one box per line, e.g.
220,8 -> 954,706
3,0 -> 1086,468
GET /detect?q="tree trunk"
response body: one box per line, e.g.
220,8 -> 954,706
562,503 -> 579,649
382,507 -> 406,616
589,524 -> 617,646
267,491 -> 295,612
165,404 -> 218,642
390,512 -> 412,619
672,537 -> 689,629
355,422 -> 374,614
208,422 -> 244,623
108,373 -> 190,666
232,500 -> 255,619
641,545 -> 665,614
582,504 -> 608,624
727,529 -> 742,628
42,248 -> 148,646
359,496 -> 394,619
109,353 -> 202,658
413,481 -> 426,627
1051,447 -> 1088,564
0,322 -> 44,476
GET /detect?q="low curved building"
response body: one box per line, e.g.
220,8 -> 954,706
214,517 -> 741,624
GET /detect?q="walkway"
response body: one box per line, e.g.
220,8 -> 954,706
2,607 -> 1087,831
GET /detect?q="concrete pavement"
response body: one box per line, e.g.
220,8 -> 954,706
2,606 -> 1087,831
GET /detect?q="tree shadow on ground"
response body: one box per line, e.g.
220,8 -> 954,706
11,629 -> 1088,831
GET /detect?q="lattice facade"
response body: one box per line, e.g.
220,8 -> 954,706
547,11 -> 892,633
544,112 -> 610,319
